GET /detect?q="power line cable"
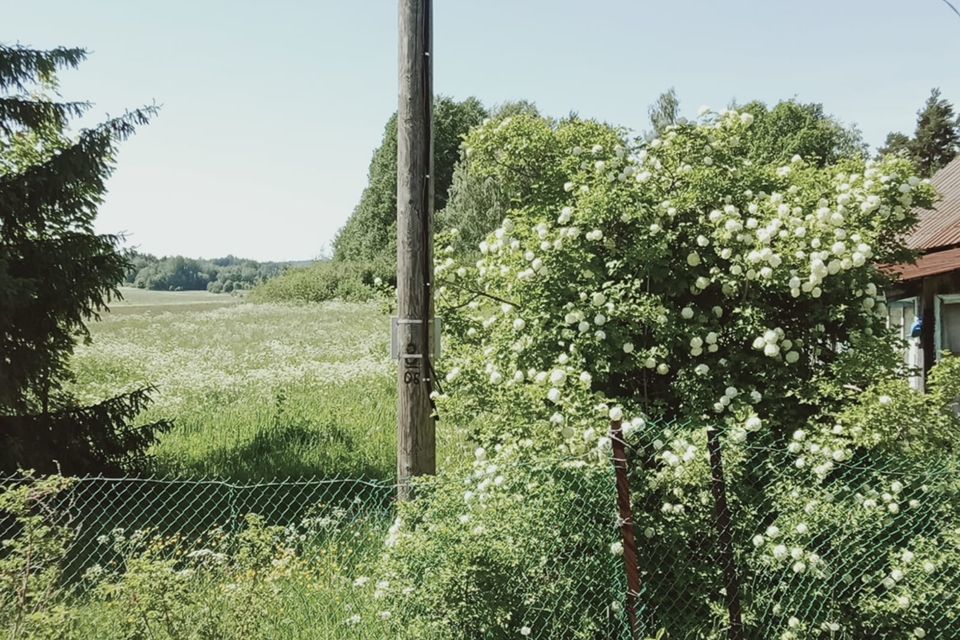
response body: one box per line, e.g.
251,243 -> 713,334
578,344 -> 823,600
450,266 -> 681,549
940,0 -> 960,20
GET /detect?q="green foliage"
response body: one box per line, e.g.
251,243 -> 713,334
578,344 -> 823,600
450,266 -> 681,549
125,252 -> 291,293
645,90 -> 866,164
0,43 -> 166,473
879,131 -> 912,159
437,111 -> 927,444
436,156 -> 508,251
910,88 -> 959,176
647,87 -> 680,137
0,473 -> 77,640
835,375 -> 960,456
82,517 -> 311,639
262,95 -> 491,306
440,98 -> 867,263
375,456 -> 628,639
399,109 -> 958,637
434,97 -> 488,213
815,332 -> 909,406
487,99 -> 541,121
249,259 -> 387,304
879,88 -> 960,176
833,353 -> 960,457
926,352 -> 960,404
0,388 -> 170,475
332,96 -> 487,270
0,478 -> 398,640
736,99 -> 867,166
436,101 -> 545,249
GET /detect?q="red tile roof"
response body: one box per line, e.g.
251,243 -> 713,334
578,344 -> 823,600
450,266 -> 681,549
885,246 -> 960,281
906,156 -> 960,251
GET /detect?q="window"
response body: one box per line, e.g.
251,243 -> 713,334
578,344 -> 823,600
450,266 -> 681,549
888,298 -> 918,342
889,297 -> 922,390
935,294 -> 960,359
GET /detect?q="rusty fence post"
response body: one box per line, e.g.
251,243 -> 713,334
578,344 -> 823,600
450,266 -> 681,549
706,426 -> 745,640
609,420 -> 641,638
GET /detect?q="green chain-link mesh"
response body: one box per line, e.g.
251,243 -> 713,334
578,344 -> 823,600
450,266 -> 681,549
2,424 -> 958,639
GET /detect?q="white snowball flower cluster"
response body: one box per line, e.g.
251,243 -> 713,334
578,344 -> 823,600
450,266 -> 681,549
856,480 -> 911,515
784,427 -> 851,477
751,328 -> 784,358
654,433 -> 700,489
713,385 -> 745,415
459,446 -> 521,508
754,526 -> 821,576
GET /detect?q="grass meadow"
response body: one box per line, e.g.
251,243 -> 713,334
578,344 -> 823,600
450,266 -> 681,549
30,290 -> 470,637
68,288 -> 454,481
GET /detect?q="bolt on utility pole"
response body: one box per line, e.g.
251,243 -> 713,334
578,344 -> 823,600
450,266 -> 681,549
395,0 -> 436,500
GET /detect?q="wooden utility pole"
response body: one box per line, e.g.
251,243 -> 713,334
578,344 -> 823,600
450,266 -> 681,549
395,0 -> 435,500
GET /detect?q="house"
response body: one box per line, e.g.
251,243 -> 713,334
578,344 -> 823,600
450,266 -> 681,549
885,156 -> 960,389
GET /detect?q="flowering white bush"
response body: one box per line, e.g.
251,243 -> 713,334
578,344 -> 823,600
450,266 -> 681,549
435,110 -> 933,453
374,112 -> 960,638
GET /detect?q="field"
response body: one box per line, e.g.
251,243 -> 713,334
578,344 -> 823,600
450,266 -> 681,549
6,290 -> 440,637
99,287 -> 243,312
68,288 -> 453,481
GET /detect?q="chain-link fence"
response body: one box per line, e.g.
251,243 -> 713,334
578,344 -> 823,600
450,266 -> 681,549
2,425 -> 960,639
0,475 -> 394,584
621,424 -> 960,639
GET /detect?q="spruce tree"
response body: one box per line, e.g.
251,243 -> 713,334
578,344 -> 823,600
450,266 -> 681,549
911,88 -> 960,175
879,88 -> 960,176
0,43 -> 169,473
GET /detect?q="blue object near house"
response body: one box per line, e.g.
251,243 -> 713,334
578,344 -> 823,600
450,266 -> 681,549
911,317 -> 922,338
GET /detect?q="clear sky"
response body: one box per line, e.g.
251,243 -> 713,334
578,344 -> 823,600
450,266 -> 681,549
3,0 -> 959,261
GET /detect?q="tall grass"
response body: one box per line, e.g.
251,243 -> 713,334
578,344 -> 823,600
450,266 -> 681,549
154,379 -> 398,479
69,292 -> 461,481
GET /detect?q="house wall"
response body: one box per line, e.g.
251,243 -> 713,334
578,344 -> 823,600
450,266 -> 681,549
886,270 -> 960,388
921,271 -> 960,375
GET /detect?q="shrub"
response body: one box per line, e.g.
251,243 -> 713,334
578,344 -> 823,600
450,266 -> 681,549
435,111 -> 934,449
374,452 -> 627,639
249,259 -> 391,304
73,510 -> 401,639
333,96 -> 488,268
380,110 -> 960,637
0,474 -> 77,639
0,480 -> 399,640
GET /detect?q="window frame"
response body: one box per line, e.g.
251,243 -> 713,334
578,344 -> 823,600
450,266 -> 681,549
934,294 -> 960,360
887,296 -> 919,339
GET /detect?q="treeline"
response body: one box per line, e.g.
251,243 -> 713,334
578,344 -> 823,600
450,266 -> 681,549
253,93 -> 863,304
249,259 -> 387,303
252,95 -> 506,303
255,88 -> 959,305
125,253 -> 307,293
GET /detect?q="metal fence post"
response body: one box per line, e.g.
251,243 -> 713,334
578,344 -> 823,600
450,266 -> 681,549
706,426 -> 744,640
610,419 -> 641,638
